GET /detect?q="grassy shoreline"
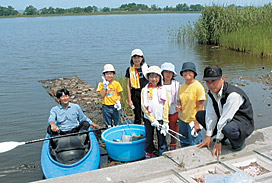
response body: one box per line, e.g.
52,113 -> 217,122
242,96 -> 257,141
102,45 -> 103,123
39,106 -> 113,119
220,24 -> 272,57
175,5 -> 272,57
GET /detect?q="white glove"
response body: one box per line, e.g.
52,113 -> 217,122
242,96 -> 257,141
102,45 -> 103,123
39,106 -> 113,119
189,122 -> 203,137
151,120 -> 160,130
160,123 -> 169,136
102,76 -> 109,90
114,100 -> 122,110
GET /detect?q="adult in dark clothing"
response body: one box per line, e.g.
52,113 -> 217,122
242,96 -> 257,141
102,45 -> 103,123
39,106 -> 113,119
196,66 -> 254,158
125,49 -> 149,124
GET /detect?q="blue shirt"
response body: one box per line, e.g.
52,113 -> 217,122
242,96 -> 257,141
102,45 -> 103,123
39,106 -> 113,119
48,103 -> 93,132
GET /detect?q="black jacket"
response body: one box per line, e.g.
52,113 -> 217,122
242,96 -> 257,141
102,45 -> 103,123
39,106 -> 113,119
208,82 -> 254,140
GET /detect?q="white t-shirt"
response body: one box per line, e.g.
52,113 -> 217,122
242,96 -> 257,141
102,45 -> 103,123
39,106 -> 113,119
164,84 -> 177,115
143,87 -> 165,120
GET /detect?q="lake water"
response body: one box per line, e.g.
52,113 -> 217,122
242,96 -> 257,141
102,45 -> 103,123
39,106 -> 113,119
0,14 -> 271,183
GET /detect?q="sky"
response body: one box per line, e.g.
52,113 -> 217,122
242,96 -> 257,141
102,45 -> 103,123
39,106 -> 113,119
0,0 -> 271,10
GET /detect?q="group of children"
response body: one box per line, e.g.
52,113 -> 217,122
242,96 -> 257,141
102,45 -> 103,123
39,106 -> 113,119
97,49 -> 207,158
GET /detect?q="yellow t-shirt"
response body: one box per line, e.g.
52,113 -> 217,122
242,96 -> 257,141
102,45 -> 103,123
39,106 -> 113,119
178,80 -> 206,123
97,80 -> 123,105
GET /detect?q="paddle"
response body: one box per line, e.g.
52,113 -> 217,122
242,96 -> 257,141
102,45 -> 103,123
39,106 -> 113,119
0,128 -> 106,153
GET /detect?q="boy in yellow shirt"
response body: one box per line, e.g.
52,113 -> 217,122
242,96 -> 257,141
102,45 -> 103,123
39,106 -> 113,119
97,64 -> 123,128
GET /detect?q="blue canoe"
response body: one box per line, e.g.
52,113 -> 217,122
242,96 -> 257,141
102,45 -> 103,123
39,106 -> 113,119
41,131 -> 100,179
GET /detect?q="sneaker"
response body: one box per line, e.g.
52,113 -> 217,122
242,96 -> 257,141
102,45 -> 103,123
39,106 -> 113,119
145,153 -> 153,159
169,144 -> 177,151
221,139 -> 231,146
232,142 -> 246,152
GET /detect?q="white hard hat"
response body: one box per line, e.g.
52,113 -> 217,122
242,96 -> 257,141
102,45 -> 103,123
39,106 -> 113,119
103,64 -> 116,73
145,65 -> 162,79
161,62 -> 177,76
131,49 -> 144,57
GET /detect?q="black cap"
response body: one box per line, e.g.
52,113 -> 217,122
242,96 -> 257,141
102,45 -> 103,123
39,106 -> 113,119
203,66 -> 222,81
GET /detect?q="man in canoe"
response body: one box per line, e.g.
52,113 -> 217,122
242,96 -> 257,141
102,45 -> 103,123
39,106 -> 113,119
196,66 -> 254,158
47,88 -> 100,135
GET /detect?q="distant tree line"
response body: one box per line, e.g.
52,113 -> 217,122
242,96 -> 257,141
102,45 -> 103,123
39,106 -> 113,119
0,6 -> 19,16
0,3 -> 204,16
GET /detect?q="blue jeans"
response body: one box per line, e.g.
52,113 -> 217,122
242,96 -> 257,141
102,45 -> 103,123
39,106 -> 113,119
196,110 -> 244,149
102,105 -> 121,128
144,118 -> 168,156
179,120 -> 203,147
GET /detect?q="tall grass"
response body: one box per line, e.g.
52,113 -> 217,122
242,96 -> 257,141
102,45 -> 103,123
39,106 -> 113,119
220,24 -> 272,56
174,4 -> 272,56
168,22 -> 196,43
115,74 -> 133,116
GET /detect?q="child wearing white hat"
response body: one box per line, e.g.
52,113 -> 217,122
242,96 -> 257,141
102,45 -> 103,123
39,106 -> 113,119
161,62 -> 180,150
125,49 -> 149,124
97,64 -> 123,128
141,66 -> 169,158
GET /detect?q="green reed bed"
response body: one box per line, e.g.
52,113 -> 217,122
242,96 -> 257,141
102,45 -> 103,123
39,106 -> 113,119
195,5 -> 272,44
175,4 -> 272,56
220,24 -> 272,56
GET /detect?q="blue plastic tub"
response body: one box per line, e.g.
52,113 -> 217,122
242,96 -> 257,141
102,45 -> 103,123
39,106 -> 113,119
101,124 -> 146,162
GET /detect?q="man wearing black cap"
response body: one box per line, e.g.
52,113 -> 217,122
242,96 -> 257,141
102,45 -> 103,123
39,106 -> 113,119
196,66 -> 254,158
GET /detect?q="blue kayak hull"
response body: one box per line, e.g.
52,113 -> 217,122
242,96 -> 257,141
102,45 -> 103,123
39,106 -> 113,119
41,131 -> 100,179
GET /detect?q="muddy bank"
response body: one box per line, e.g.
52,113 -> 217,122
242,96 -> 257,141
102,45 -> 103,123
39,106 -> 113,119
239,72 -> 272,87
261,72 -> 272,86
39,75 -> 104,126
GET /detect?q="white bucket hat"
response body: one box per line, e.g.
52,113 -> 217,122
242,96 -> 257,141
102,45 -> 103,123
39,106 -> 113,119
145,66 -> 163,79
103,64 -> 116,73
131,49 -> 144,57
161,62 -> 177,76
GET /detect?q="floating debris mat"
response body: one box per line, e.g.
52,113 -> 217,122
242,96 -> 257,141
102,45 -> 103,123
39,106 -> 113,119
240,72 -> 272,87
39,75 -> 103,124
261,72 -> 272,86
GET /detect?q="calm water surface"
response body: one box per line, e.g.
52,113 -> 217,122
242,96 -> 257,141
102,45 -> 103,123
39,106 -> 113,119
0,14 -> 271,183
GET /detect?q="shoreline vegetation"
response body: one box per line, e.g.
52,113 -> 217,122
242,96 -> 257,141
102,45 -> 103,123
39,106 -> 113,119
0,3 -> 203,17
174,4 -> 272,57
0,11 -> 200,19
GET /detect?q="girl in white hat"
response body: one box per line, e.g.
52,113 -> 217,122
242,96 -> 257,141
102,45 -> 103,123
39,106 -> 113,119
125,49 -> 149,124
141,66 -> 169,158
161,62 -> 180,150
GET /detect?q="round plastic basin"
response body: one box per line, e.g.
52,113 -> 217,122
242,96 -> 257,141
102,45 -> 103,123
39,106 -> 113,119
101,124 -> 146,161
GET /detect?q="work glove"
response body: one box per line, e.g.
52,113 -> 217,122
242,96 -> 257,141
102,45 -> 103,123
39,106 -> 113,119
114,100 -> 122,111
102,76 -> 109,90
151,120 -> 160,130
160,123 -> 169,136
189,122 -> 203,137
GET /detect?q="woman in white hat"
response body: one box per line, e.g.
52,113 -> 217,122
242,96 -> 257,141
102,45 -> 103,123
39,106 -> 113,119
161,62 -> 180,150
125,49 -> 149,124
141,66 -> 169,158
